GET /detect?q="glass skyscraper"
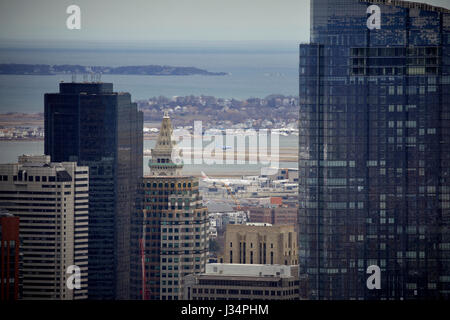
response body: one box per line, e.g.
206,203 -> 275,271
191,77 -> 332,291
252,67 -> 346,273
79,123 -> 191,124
299,0 -> 450,299
45,82 -> 143,299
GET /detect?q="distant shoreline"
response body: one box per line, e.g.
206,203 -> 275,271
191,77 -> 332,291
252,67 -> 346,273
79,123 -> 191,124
0,63 -> 228,76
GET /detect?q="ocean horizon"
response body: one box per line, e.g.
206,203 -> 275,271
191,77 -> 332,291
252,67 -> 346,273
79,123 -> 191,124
0,43 -> 299,113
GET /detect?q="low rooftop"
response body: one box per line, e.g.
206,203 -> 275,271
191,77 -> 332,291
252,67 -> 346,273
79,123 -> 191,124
205,263 -> 298,278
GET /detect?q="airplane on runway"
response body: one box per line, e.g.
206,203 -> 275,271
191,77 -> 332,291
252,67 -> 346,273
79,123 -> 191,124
200,171 -> 253,186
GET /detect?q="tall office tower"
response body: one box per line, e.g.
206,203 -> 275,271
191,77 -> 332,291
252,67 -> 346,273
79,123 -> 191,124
223,224 -> 298,265
298,0 -> 450,299
0,210 -> 20,300
0,155 -> 89,300
45,82 -> 143,299
142,113 -> 209,300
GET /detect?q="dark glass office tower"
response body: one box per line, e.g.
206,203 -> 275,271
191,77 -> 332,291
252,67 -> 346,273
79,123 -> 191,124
45,82 -> 143,299
299,0 -> 450,299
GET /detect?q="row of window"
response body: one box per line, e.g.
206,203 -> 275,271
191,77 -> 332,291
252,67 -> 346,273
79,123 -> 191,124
144,182 -> 197,189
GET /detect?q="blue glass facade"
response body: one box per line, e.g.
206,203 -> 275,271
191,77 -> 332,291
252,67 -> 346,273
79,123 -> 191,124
299,0 -> 450,299
45,83 -> 143,299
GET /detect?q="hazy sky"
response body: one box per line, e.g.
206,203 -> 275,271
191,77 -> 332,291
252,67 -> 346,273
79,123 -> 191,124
0,0 -> 449,45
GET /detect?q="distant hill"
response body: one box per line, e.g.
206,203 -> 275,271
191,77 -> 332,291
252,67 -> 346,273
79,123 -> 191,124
0,63 -> 227,76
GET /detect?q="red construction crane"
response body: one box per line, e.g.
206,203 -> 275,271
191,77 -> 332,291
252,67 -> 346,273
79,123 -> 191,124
139,222 -> 148,300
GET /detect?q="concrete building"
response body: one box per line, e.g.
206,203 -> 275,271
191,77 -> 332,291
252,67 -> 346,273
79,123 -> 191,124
183,263 -> 301,300
223,224 -> 297,265
0,155 -> 89,300
0,210 -> 20,300
142,114 -> 209,300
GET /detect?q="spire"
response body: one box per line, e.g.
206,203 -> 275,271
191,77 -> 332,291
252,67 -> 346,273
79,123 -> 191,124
148,113 -> 183,176
155,112 -> 176,151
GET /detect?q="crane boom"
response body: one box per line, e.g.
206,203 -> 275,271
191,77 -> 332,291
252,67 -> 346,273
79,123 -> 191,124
140,221 -> 147,300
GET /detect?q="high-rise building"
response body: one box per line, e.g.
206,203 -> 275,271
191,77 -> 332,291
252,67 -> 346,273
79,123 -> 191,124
0,155 -> 89,300
223,224 -> 298,265
142,113 -> 209,300
184,263 -> 302,300
298,0 -> 450,299
44,82 -> 143,299
0,210 -> 20,300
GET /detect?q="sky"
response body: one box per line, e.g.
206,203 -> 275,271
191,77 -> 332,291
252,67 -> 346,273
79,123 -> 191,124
0,0 -> 449,47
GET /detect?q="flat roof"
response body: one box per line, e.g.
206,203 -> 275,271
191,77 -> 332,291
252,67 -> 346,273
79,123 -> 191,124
205,263 -> 298,278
